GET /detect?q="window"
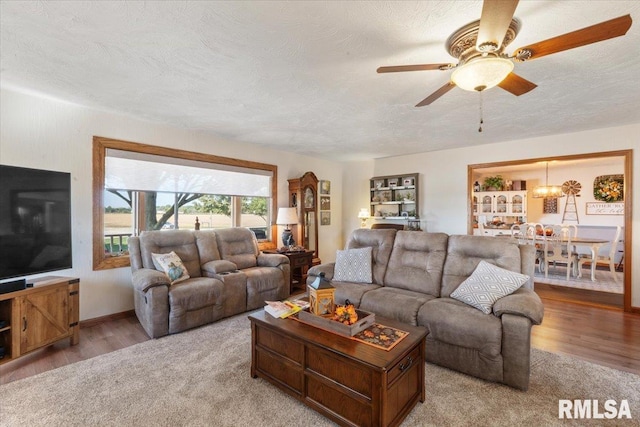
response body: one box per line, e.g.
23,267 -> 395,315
93,137 -> 278,270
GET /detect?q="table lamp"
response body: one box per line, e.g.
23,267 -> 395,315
358,208 -> 370,228
276,207 -> 298,247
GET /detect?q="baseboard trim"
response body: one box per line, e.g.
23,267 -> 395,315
80,310 -> 136,328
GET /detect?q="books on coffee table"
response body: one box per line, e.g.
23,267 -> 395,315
264,300 -> 304,318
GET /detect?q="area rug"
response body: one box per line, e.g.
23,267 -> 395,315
534,268 -> 624,294
1,312 -> 638,426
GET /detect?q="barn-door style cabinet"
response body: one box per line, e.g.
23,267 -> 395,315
0,276 -> 79,365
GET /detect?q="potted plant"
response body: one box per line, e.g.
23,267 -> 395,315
483,175 -> 505,191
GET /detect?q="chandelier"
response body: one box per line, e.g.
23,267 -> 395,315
532,162 -> 563,198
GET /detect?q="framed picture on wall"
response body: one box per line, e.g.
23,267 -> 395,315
320,180 -> 331,195
320,211 -> 331,226
320,196 -> 331,210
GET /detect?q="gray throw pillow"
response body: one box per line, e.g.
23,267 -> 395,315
450,260 -> 529,314
333,247 -> 373,283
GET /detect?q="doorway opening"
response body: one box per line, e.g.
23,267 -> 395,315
468,150 -> 632,311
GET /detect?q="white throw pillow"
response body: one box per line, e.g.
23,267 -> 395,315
450,260 -> 529,314
151,251 -> 190,285
333,247 -> 373,283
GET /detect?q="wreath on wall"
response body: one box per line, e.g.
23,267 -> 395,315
593,174 -> 624,202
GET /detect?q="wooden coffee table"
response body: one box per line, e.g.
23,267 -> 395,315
249,310 -> 427,427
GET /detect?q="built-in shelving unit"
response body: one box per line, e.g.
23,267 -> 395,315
369,173 -> 419,220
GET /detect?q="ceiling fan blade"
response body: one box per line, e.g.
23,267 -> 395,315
415,82 -> 456,107
513,14 -> 632,61
377,64 -> 453,73
498,72 -> 537,96
476,0 -> 519,51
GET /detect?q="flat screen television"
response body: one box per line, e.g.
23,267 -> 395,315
0,165 -> 72,281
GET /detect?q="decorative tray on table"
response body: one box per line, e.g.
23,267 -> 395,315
297,309 -> 375,337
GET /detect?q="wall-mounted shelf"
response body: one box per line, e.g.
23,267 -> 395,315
369,173 -> 419,220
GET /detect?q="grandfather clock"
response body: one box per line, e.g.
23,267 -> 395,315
288,172 -> 320,265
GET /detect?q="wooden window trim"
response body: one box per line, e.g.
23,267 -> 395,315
92,136 -> 278,270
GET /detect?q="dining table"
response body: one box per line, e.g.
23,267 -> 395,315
500,234 -> 609,281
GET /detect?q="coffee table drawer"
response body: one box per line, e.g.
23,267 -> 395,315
387,346 -> 421,386
256,325 -> 303,363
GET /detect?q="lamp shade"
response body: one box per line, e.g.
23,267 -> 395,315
358,208 -> 369,228
276,207 -> 298,226
451,57 -> 514,92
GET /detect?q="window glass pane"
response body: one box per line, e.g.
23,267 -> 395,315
241,196 -> 269,240
193,195 -> 233,229
103,189 -> 133,256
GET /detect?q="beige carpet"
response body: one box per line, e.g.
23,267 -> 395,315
1,312 -> 638,427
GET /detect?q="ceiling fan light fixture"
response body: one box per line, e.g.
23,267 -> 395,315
450,57 -> 514,92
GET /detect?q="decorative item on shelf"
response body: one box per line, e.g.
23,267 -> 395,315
194,216 -> 200,230
401,191 -> 415,202
308,272 -> 335,317
483,175 -> 504,191
473,181 -> 481,192
276,207 -> 298,247
532,162 -> 563,198
403,177 -> 414,186
593,174 -> 624,202
388,178 -> 398,187
381,191 -> 391,202
358,208 -> 369,228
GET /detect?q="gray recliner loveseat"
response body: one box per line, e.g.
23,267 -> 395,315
129,227 -> 290,338
307,229 -> 544,390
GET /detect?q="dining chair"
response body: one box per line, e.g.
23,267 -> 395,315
512,223 -> 545,272
577,225 -> 622,281
542,224 -> 578,280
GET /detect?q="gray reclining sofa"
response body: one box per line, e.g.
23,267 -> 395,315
129,227 -> 290,338
307,229 -> 544,390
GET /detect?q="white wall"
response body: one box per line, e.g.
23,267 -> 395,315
2,88 -> 638,317
475,159 -> 625,226
368,124 -> 639,308
0,89 -> 344,320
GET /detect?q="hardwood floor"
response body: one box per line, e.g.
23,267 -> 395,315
1,294 -> 639,385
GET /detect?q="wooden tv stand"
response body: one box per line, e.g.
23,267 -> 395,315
0,276 -> 79,365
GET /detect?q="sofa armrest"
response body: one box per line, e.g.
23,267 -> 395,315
493,288 -> 544,325
308,263 -> 335,281
132,268 -> 170,293
202,259 -> 238,275
257,253 -> 289,268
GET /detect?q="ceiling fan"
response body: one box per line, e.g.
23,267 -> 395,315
377,0 -> 632,107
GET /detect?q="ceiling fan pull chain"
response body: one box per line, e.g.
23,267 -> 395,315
478,90 -> 484,133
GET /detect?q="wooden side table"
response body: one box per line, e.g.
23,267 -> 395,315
265,250 -> 314,293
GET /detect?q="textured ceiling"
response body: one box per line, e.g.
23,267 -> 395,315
2,1 -> 639,161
